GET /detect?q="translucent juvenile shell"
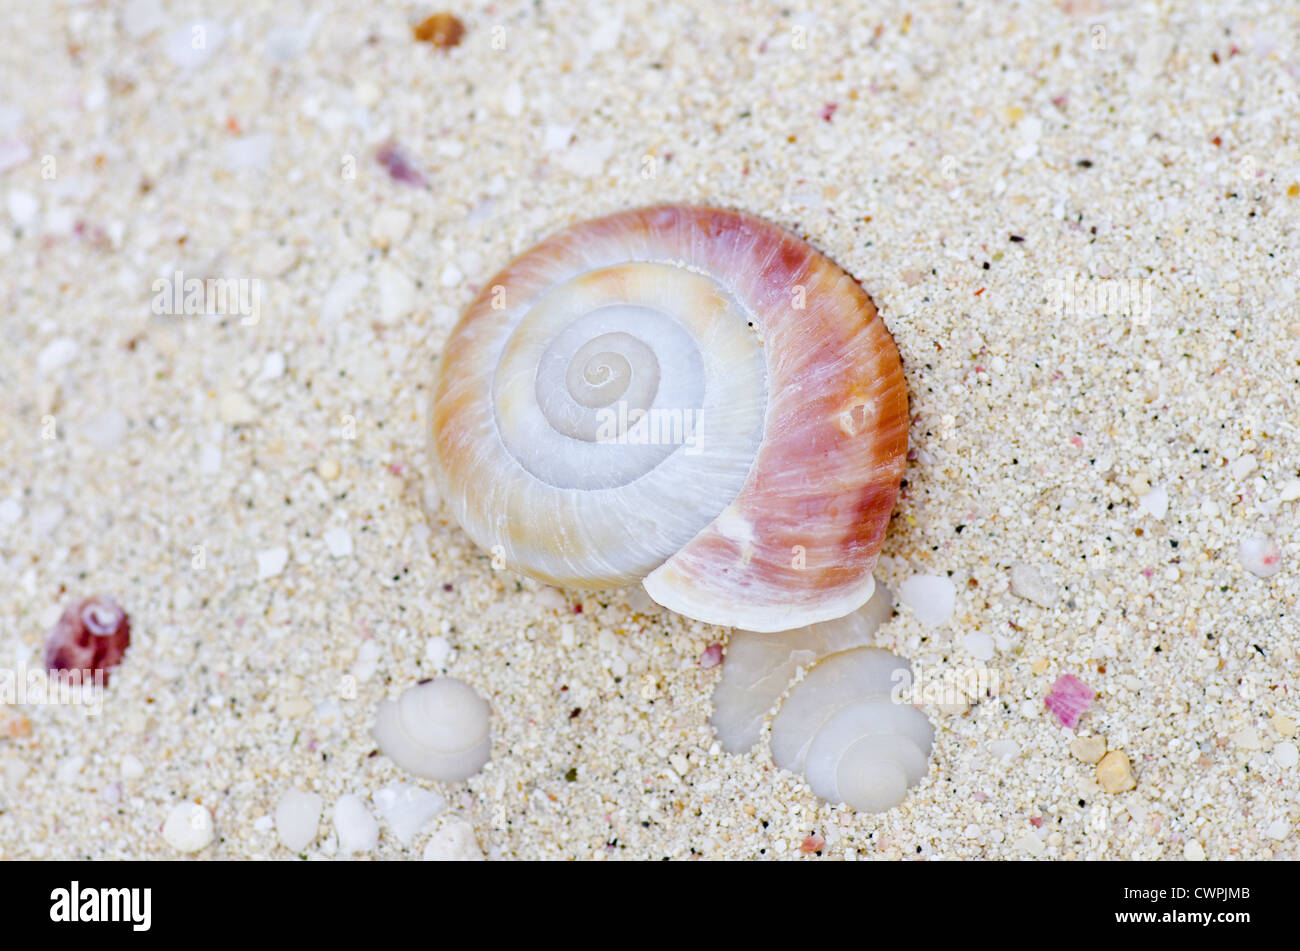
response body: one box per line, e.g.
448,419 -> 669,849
430,205 -> 907,632
711,581 -> 934,813
372,678 -> 491,781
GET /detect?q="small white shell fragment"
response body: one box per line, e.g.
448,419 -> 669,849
37,337 -> 78,372
163,802 -> 215,853
322,271 -> 368,324
376,263 -> 415,324
372,678 -> 491,781
424,635 -> 451,668
962,631 -> 995,661
1228,454 -> 1257,480
422,817 -> 484,861
332,794 -> 380,854
534,586 -> 569,611
1266,819 -> 1290,841
1280,479 -> 1300,503
258,351 -> 286,381
1273,742 -> 1298,768
323,526 -> 353,558
223,133 -> 272,172
898,574 -> 955,626
256,546 -> 289,580
275,789 -> 323,852
1138,486 -> 1168,519
373,783 -> 447,847
84,407 -> 128,451
1184,839 -> 1206,861
1009,563 -> 1060,607
1237,536 -> 1281,578
370,208 -> 412,249
218,390 -> 258,425
120,754 -> 145,779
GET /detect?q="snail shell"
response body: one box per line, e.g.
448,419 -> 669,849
372,678 -> 491,781
710,581 -> 934,813
430,205 -> 907,632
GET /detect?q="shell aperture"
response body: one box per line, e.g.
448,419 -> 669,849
430,205 -> 907,632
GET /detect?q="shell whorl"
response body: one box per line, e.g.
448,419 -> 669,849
430,205 -> 907,632
710,582 -> 934,813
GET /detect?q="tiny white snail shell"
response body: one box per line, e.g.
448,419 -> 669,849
710,581 -> 934,813
372,678 -> 491,781
430,205 -> 907,633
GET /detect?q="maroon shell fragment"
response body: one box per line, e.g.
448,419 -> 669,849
44,595 -> 131,683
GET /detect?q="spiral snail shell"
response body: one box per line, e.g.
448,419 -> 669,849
711,582 -> 935,813
429,205 -> 907,632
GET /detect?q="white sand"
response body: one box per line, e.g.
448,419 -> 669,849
1,0 -> 1297,859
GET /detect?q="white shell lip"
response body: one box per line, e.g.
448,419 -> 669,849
643,572 -> 875,635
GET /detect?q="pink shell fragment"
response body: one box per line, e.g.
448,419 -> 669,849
800,833 -> 826,854
699,644 -> 723,669
376,141 -> 427,187
1044,674 -> 1094,728
43,595 -> 131,683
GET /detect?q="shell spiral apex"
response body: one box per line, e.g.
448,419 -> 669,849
430,205 -> 907,632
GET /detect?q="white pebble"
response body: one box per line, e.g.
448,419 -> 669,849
1237,536 -> 1281,578
198,444 -> 222,475
122,0 -> 164,37
258,351 -> 286,381
1280,479 -> 1300,503
275,789 -> 323,852
264,16 -> 319,63
120,754 -> 145,779
323,526 -> 353,558
1014,832 -> 1045,857
332,794 -> 379,854
535,586 -> 568,611
439,263 -> 463,287
376,263 -> 415,324
223,133 -> 273,172
1228,454 -> 1257,480
321,271 -> 368,324
962,631 -> 995,661
1009,563 -> 1060,607
898,574 -> 955,626
373,783 -> 447,846
988,739 -> 1019,760
163,802 -> 215,853
84,407 -> 127,451
1273,742 -> 1298,769
218,390 -> 258,425
425,635 -> 451,667
422,817 -> 483,861
57,755 -> 85,785
1266,818 -> 1290,841
0,498 -> 21,525
1184,839 -> 1206,861
370,208 -> 412,249
37,337 -> 78,372
1138,486 -> 1168,519
257,546 -> 289,580
351,640 -> 380,682
502,81 -> 524,117
7,188 -> 39,227
32,503 -> 64,535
